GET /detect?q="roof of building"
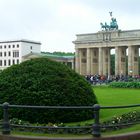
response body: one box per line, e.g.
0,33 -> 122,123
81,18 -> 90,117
41,53 -> 75,60
23,52 -> 75,60
41,53 -> 74,58
0,39 -> 41,45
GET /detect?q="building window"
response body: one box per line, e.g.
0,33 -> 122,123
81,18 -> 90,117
13,51 -> 19,57
8,60 -> 11,66
13,59 -> 15,65
8,45 -> 11,48
4,52 -> 6,56
8,51 -> 11,56
30,46 -> 32,50
0,52 -> 2,57
4,45 -> 6,49
4,60 -> 6,66
17,51 -> 19,57
13,45 -> 15,48
0,60 -> 2,66
0,46 -> 2,49
17,59 -> 19,64
17,44 -> 19,48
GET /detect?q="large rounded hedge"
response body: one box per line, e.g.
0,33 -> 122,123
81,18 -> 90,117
0,58 -> 97,123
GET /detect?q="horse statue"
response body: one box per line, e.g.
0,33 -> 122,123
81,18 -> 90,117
110,17 -> 118,30
100,22 -> 110,31
100,12 -> 119,31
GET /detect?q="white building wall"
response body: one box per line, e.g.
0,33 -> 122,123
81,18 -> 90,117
0,42 -> 21,70
0,40 -> 41,70
21,42 -> 41,57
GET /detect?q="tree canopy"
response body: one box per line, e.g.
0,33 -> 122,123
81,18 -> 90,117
0,58 -> 97,123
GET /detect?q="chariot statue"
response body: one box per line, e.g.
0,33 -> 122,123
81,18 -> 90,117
100,12 -> 118,31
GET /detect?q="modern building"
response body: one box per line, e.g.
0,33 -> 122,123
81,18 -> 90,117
0,39 -> 75,70
0,39 -> 41,70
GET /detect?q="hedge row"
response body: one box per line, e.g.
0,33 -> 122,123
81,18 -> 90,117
109,82 -> 140,88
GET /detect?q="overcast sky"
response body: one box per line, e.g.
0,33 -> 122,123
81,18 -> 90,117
0,0 -> 140,52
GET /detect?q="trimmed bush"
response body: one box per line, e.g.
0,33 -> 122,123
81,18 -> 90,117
0,58 -> 97,123
109,82 -> 140,88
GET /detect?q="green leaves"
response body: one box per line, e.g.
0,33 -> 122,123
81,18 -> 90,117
0,58 -> 97,123
109,82 -> 140,88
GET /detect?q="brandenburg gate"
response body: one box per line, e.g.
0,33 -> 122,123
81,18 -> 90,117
73,13 -> 140,76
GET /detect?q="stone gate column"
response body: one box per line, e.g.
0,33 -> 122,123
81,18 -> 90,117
86,48 -> 91,75
133,46 -> 139,75
102,48 -> 111,75
90,48 -> 93,74
71,59 -> 74,70
115,46 -> 127,75
108,48 -> 111,76
128,46 -> 139,76
99,47 -> 103,75
120,46 -> 127,75
115,47 -> 119,75
128,46 -> 133,76
75,48 -> 80,73
79,49 -> 82,74
91,48 -> 98,75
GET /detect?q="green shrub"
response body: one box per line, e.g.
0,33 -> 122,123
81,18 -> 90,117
109,82 -> 140,88
0,58 -> 97,123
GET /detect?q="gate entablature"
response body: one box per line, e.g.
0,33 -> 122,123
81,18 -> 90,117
73,29 -> 140,48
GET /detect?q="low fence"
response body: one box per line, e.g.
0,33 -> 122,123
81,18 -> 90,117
1,102 -> 140,137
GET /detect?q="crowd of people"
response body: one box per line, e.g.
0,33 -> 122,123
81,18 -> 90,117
85,74 -> 140,85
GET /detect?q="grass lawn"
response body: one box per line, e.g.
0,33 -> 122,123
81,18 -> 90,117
65,86 -> 140,137
66,86 -> 140,126
94,86 -> 140,122
11,86 -> 140,137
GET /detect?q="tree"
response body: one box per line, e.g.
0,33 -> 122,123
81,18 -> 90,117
0,58 -> 97,123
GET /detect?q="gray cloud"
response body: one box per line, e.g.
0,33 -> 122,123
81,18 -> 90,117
0,0 -> 140,52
